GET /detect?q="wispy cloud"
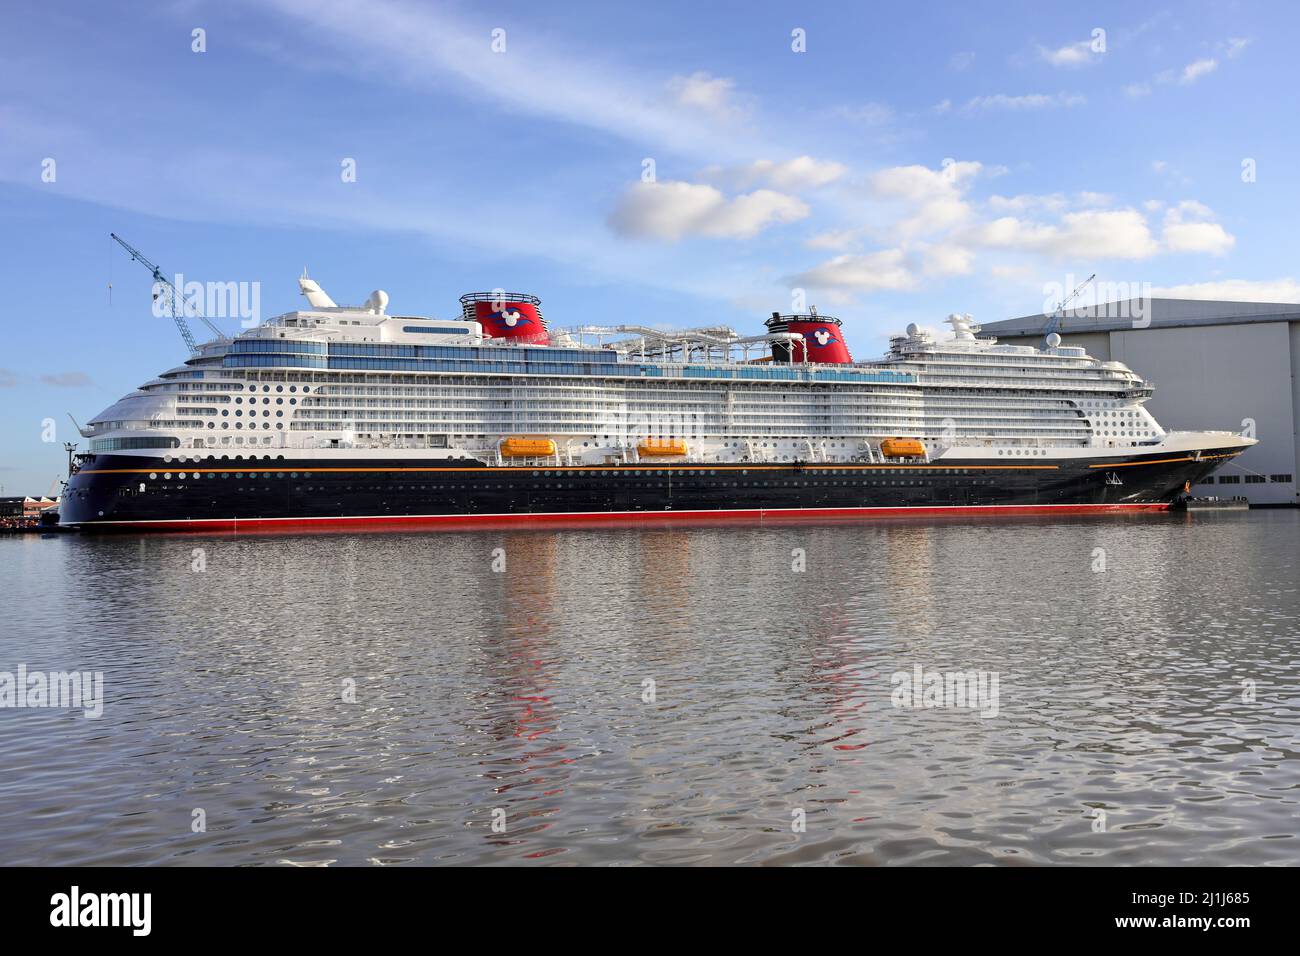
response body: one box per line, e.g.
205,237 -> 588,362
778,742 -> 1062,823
668,72 -> 748,120
260,0 -> 768,162
832,101 -> 894,125
962,92 -> 1086,112
949,51 -> 975,72
39,372 -> 93,387
1149,278 -> 1300,302
700,156 -> 847,192
1224,37 -> 1251,58
1037,41 -> 1101,68
1177,58 -> 1218,84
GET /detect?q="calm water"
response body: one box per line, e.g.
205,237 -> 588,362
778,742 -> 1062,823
1,511 -> 1297,866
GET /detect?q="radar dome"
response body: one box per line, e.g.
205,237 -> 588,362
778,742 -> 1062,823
1045,332 -> 1062,348
364,289 -> 390,315
906,323 -> 919,336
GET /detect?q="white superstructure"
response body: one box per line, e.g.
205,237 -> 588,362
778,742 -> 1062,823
79,279 -> 1248,466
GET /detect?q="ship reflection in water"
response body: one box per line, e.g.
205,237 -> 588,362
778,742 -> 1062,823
0,511 -> 1297,866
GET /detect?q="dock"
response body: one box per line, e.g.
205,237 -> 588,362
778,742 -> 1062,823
1176,496 -> 1251,511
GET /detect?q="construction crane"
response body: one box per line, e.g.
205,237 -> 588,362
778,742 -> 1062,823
110,233 -> 228,354
1044,273 -> 1096,339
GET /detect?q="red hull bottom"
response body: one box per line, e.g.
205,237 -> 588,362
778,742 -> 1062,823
84,502 -> 1173,534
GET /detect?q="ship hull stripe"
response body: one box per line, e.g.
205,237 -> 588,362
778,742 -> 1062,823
85,502 -> 1172,532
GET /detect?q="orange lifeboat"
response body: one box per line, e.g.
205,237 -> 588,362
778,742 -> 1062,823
638,439 -> 688,457
880,438 -> 925,458
500,437 -> 556,458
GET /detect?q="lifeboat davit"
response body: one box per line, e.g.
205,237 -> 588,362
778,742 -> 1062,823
460,293 -> 550,345
765,312 -> 852,364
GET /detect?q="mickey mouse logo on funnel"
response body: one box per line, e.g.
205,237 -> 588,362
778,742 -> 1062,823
764,312 -> 853,364
460,293 -> 550,345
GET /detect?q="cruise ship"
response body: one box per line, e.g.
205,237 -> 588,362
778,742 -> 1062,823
59,277 -> 1254,531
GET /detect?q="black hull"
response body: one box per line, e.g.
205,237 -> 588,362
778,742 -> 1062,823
59,447 -> 1244,531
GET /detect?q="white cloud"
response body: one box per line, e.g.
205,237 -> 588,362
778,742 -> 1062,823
608,180 -> 808,240
962,92 -> 1086,112
932,98 -> 952,114
1163,222 -> 1235,255
1148,279 -> 1300,302
1161,200 -> 1235,255
1178,58 -> 1218,84
705,156 -> 847,191
869,161 -> 982,240
668,71 -> 746,119
968,209 -> 1160,260
1124,82 -> 1152,98
871,161 -> 982,202
1169,199 -> 1213,220
1077,191 -> 1113,207
787,249 -> 917,293
1038,41 -> 1099,67
920,242 -> 975,277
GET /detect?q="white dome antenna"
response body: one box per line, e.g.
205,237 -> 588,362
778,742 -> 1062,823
363,289 -> 390,315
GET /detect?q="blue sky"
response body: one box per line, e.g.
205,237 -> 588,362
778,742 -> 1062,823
2,0 -> 1298,492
